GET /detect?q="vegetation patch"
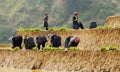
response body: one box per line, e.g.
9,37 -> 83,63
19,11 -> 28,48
109,45 -> 118,50
13,47 -> 20,51
100,45 -> 118,51
17,27 -> 72,32
97,25 -> 112,29
17,28 -> 44,32
43,46 -> 78,51
100,45 -> 107,51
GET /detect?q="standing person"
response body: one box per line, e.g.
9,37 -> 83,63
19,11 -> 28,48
43,13 -> 49,30
36,35 -> 47,50
73,12 -> 84,29
73,12 -> 79,29
64,36 -> 80,51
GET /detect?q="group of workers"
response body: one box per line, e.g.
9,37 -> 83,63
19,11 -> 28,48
9,34 -> 80,51
8,11 -> 98,51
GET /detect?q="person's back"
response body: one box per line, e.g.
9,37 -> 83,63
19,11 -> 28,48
89,22 -> 97,28
25,37 -> 35,49
36,35 -> 47,44
64,36 -> 80,51
12,36 -> 23,49
36,35 -> 47,50
70,37 -> 80,47
51,35 -> 61,47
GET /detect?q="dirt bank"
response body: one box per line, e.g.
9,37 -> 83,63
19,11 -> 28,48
17,28 -> 120,50
0,50 -> 120,72
105,16 -> 120,27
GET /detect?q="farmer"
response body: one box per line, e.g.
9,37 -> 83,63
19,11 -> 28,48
89,22 -> 97,29
43,13 -> 49,30
48,34 -> 61,47
24,37 -> 35,49
73,12 -> 84,29
64,36 -> 80,51
8,35 -> 23,49
36,35 -> 47,50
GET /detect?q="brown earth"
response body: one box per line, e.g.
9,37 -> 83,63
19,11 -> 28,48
0,50 -> 120,72
0,44 -> 11,47
17,28 -> 120,50
105,16 -> 120,27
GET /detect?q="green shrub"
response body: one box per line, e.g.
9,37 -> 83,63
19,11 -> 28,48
13,47 -> 20,51
70,47 -> 79,51
97,26 -> 104,29
103,25 -> 112,29
49,28 -> 56,31
32,47 -> 39,51
59,27 -> 67,31
17,28 -> 43,32
109,45 -> 117,50
115,26 -> 120,28
43,46 -> 79,51
100,45 -> 106,51
43,47 -> 64,51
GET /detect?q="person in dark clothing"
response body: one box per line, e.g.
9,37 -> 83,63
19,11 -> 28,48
43,13 -> 49,30
48,34 -> 61,47
73,12 -> 84,29
89,22 -> 97,29
9,36 -> 23,49
24,37 -> 35,49
64,36 -> 80,51
78,21 -> 84,29
36,35 -> 47,50
73,12 -> 79,29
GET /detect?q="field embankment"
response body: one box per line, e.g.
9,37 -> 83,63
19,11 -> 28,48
0,50 -> 120,72
105,16 -> 120,27
17,28 -> 120,50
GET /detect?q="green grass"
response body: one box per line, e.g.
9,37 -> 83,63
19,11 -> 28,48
0,46 -> 79,51
13,47 -> 21,51
17,28 -> 44,32
100,45 -> 106,51
109,45 -> 118,50
97,25 -> 120,29
49,27 -> 72,31
17,27 -> 72,32
43,46 -> 78,51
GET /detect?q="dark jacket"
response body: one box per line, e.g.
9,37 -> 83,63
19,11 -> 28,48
73,16 -> 79,29
12,36 -> 22,49
51,35 -> 61,47
36,35 -> 47,44
24,37 -> 35,49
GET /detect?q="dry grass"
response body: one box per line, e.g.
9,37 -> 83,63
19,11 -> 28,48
105,16 -> 120,27
0,50 -> 120,71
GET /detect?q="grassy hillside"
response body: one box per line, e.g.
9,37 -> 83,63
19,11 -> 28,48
0,0 -> 120,43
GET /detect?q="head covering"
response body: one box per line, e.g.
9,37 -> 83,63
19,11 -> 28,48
74,12 -> 78,15
48,34 -> 53,39
75,37 -> 80,43
8,36 -> 14,41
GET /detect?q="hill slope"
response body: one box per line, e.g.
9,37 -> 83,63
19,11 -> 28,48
0,0 -> 120,43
